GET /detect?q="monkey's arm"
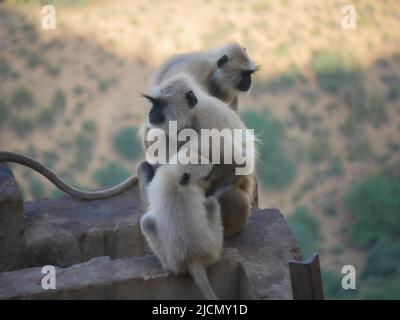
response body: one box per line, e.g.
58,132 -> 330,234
140,214 -> 162,253
0,151 -> 138,200
137,161 -> 155,211
204,196 -> 221,225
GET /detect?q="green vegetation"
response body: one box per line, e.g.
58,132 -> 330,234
381,74 -> 400,102
343,83 -> 388,128
43,63 -> 60,77
322,269 -> 358,300
74,102 -> 85,115
73,85 -> 83,96
346,175 -> 400,247
82,120 -> 97,133
72,133 -> 95,171
241,110 -> 296,190
0,57 -> 11,78
289,103 -> 309,131
362,241 -> 400,279
26,52 -> 42,69
10,86 -> 34,109
288,207 -> 319,258
93,161 -> 132,187
51,89 -> 66,113
311,51 -> 362,94
309,129 -> 331,164
36,108 -> 55,128
29,177 -> 45,199
12,117 -> 34,137
346,136 -> 372,161
326,156 -> 344,177
0,99 -> 8,128
113,127 -> 142,160
42,150 -> 58,169
265,66 -> 301,93
360,241 -> 400,299
97,79 -> 109,92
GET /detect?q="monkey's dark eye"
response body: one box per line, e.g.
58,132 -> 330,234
180,173 -> 190,185
185,90 -> 198,108
217,54 -> 228,68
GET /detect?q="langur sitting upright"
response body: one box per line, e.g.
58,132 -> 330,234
139,73 -> 257,238
140,157 -> 223,300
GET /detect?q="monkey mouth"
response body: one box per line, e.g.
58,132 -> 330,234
149,112 -> 165,125
236,79 -> 251,91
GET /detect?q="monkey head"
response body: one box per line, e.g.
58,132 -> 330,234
213,43 -> 258,93
142,74 -> 200,132
157,155 -> 213,188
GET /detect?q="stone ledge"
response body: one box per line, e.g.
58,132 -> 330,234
0,163 -> 299,299
0,248 -> 244,300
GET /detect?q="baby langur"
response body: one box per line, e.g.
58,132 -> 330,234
140,73 -> 256,238
140,159 -> 223,300
150,43 -> 258,111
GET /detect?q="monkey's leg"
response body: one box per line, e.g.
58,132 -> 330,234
140,214 -> 161,254
137,161 -> 155,211
215,185 -> 251,238
204,196 -> 223,262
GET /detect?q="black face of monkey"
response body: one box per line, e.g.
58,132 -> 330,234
142,90 -> 198,126
148,98 -> 166,125
180,172 -> 190,185
236,70 -> 254,91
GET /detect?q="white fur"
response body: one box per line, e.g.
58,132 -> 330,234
140,160 -> 223,299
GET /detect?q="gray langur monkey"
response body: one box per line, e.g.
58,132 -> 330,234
0,43 -> 257,202
140,159 -> 223,300
139,73 -> 257,238
150,43 -> 258,111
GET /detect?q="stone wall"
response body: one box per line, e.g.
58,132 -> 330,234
0,163 -> 300,299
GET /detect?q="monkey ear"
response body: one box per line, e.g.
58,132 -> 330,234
180,173 -> 190,185
217,54 -> 228,68
185,90 -> 198,108
141,93 -> 160,106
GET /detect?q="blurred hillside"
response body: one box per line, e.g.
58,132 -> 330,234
0,0 -> 399,299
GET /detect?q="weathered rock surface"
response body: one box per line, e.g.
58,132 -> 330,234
22,186 -> 146,268
0,164 -> 299,299
0,249 -> 243,300
0,163 -> 25,272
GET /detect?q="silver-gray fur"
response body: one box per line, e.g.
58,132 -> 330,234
150,43 -> 257,111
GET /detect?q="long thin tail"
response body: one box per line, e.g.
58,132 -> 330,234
0,151 -> 138,200
188,262 -> 218,300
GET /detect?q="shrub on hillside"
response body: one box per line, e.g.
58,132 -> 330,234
241,110 -> 296,190
93,162 -> 132,187
113,127 -> 142,160
311,51 -> 363,94
11,86 -> 34,109
346,175 -> 400,246
287,207 -> 319,258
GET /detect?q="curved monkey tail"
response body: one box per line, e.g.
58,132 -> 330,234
188,262 -> 218,300
0,151 -> 138,200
